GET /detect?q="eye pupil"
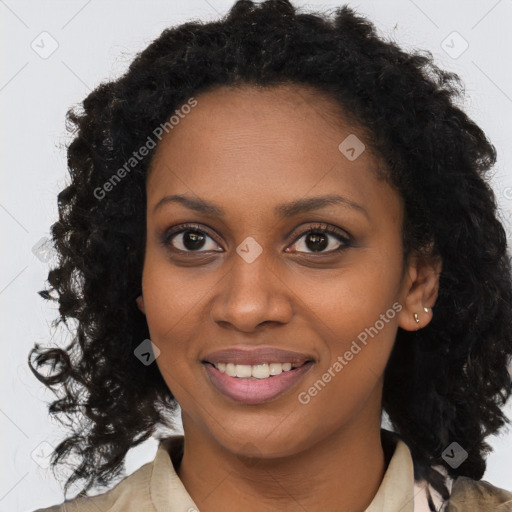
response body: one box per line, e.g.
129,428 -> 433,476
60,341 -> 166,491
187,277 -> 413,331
183,230 -> 205,250
306,232 -> 328,252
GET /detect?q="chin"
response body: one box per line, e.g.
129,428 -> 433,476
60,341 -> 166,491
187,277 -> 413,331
207,419 -> 317,461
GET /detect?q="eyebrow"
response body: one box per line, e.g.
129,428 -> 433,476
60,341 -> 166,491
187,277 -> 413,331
153,193 -> 369,220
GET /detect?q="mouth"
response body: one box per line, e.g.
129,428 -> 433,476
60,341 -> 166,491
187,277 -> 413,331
205,361 -> 307,378
202,359 -> 314,404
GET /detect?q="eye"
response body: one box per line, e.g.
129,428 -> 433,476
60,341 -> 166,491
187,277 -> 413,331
162,222 -> 352,255
163,224 -> 222,253
287,224 -> 351,254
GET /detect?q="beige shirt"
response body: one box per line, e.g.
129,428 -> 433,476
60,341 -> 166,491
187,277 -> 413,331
34,432 -> 511,512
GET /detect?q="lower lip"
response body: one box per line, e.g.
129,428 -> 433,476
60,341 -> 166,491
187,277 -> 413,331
203,362 -> 314,405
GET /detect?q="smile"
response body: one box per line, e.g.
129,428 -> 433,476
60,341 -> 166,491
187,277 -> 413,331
212,361 -> 301,379
203,360 -> 314,404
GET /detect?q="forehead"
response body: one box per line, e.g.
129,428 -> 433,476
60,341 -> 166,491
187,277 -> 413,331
146,84 -> 400,223
150,84 -> 358,166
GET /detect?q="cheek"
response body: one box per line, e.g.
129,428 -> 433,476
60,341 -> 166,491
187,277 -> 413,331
291,248 -> 402,401
295,248 -> 403,342
142,247 -> 214,327
140,257 -> 210,378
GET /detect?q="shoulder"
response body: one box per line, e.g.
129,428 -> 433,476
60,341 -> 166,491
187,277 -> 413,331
446,475 -> 512,511
31,460 -> 155,512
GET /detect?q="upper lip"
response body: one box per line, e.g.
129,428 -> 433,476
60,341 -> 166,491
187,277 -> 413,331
202,346 -> 315,366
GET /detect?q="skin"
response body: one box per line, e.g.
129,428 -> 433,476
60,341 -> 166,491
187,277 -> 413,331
136,84 -> 441,512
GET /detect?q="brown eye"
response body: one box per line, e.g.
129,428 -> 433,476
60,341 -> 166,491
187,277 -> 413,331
303,232 -> 329,252
179,230 -> 208,251
163,225 -> 222,253
288,225 -> 351,254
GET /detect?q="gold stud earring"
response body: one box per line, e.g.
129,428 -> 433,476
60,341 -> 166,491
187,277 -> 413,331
414,312 -> 420,324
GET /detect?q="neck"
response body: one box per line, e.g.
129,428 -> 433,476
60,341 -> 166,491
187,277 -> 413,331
177,417 -> 389,512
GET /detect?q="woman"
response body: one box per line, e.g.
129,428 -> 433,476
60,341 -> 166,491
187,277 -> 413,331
30,1 -> 512,510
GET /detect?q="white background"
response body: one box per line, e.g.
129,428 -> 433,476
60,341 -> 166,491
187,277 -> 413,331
1,1 -> 511,511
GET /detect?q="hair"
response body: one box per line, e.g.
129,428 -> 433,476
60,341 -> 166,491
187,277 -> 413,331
29,0 -> 512,509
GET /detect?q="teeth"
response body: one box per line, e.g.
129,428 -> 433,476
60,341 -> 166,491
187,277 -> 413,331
269,363 -> 283,375
252,364 -> 270,379
214,362 -> 301,379
226,363 -> 236,377
235,365 -> 252,378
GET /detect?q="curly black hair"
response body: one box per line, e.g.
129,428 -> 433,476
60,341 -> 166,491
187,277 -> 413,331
29,0 -> 512,509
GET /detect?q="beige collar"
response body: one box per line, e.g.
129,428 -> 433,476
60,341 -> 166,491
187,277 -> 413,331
148,430 -> 418,512
149,436 -> 199,511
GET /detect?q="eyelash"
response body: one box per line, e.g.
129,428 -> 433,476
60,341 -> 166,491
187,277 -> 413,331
161,222 -> 352,255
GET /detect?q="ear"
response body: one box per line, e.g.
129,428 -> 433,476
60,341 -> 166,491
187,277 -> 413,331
136,294 -> 145,315
397,251 -> 442,331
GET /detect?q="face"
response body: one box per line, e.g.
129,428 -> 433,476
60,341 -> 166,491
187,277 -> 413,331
138,84 -> 437,459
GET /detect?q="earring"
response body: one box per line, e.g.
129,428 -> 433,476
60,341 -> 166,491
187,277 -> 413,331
413,312 -> 420,324
423,307 -> 430,313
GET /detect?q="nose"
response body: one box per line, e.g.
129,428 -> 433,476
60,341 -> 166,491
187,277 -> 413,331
209,250 -> 294,333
